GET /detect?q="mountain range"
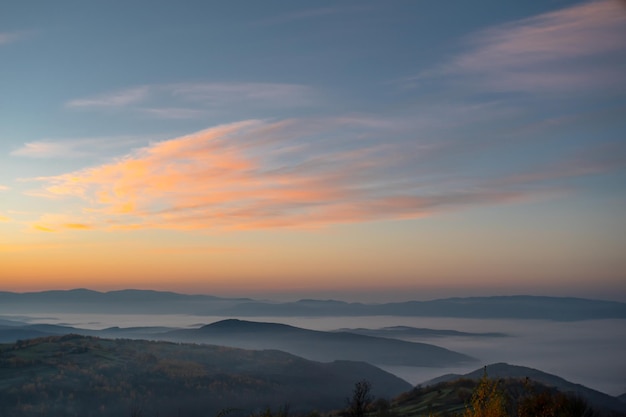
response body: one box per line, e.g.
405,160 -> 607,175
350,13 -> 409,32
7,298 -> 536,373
335,325 -> 508,338
0,289 -> 624,320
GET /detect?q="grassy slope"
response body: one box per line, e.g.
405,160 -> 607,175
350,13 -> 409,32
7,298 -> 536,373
387,377 -> 625,417
424,363 -> 626,415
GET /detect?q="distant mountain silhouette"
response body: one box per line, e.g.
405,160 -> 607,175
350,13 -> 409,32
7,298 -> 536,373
201,318 -> 296,333
336,325 -> 508,338
162,319 -> 476,367
0,289 -> 239,314
424,362 -> 626,415
1,290 -> 624,320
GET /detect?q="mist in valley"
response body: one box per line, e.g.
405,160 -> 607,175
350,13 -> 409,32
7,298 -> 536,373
9,312 -> 625,397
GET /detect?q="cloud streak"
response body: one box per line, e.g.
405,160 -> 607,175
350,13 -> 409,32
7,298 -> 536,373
11,136 -> 158,158
66,82 -> 317,118
66,87 -> 151,108
24,116 -> 618,233
489,141 -> 626,188
0,31 -> 28,45
12,141 -> 92,159
411,0 -> 626,93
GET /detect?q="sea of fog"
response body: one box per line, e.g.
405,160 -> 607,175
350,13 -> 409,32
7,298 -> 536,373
10,313 -> 626,397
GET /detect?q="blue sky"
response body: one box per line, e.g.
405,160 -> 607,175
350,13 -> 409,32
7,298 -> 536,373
1,1 -> 625,300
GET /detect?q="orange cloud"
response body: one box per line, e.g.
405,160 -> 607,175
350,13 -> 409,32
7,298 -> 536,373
32,224 -> 93,232
27,119 -> 544,232
33,224 -> 55,232
64,223 -> 93,230
28,214 -> 96,233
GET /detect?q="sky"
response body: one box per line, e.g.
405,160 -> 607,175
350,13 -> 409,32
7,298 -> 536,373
1,0 -> 625,301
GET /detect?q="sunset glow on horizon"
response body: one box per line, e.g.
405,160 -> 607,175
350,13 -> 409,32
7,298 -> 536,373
1,1 -> 625,301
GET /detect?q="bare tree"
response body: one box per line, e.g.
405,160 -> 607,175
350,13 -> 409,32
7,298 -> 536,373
347,380 -> 373,417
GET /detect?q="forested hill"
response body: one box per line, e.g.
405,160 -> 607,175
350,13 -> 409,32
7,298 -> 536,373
0,335 -> 410,417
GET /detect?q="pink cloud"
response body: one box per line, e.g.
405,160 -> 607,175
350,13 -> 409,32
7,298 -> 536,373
459,0 -> 626,68
11,136 -> 155,159
413,0 -> 626,93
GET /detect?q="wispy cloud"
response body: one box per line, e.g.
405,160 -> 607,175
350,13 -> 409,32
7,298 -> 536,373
32,224 -> 55,232
0,31 -> 29,46
0,185 -> 10,192
31,223 -> 93,232
27,213 -> 95,233
490,141 -> 626,187
169,82 -> 315,106
65,82 -> 317,118
66,87 -> 151,108
136,107 -> 209,120
409,0 -> 626,93
149,245 -> 243,255
12,141 -> 90,158
25,117 -> 601,233
11,136 -> 155,158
